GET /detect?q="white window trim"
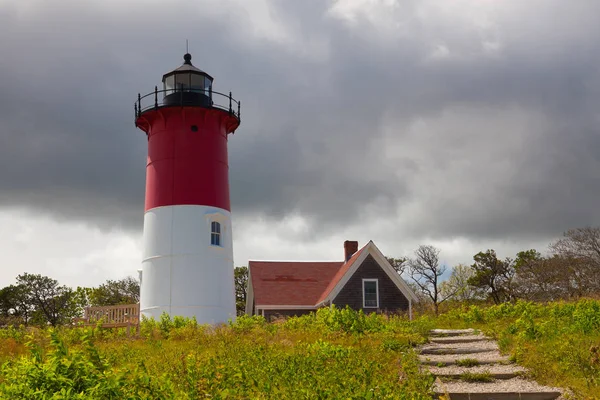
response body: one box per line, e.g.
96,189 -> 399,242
362,278 -> 379,309
204,210 -> 228,249
210,221 -> 222,247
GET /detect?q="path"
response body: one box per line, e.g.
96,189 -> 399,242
420,328 -> 564,400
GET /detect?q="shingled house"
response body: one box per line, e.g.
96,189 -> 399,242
245,240 -> 417,320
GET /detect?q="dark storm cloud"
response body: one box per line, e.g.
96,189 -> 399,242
1,0 -> 600,242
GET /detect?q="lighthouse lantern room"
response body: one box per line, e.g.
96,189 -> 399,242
134,53 -> 240,324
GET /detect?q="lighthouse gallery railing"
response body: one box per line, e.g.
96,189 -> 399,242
135,87 -> 240,122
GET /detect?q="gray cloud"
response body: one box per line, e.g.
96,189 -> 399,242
1,0 -> 599,246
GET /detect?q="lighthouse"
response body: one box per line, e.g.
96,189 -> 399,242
134,53 -> 240,324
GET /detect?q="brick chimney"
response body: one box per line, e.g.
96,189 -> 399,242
344,240 -> 358,261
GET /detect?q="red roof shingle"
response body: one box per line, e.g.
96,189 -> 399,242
249,261 -> 343,306
249,243 -> 369,307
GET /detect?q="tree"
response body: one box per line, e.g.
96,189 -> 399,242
468,250 -> 515,304
551,226 -> 600,264
386,257 -> 408,276
234,266 -> 248,316
513,250 -> 573,301
439,264 -> 481,302
550,227 -> 600,296
0,284 -> 31,325
408,245 -> 454,314
16,273 -> 78,326
88,277 -> 139,307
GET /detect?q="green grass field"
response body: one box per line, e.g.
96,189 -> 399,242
0,300 -> 597,399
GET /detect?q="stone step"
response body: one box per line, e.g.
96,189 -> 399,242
421,359 -> 510,366
421,347 -> 498,355
421,340 -> 498,355
434,377 -> 562,400
437,372 -> 522,380
430,336 -> 491,344
425,329 -> 564,400
420,350 -> 510,366
427,364 -> 527,380
430,329 -> 476,337
434,391 -> 562,400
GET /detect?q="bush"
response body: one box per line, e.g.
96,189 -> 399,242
0,306 -> 436,398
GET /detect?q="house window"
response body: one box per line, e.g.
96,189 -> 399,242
363,279 -> 379,308
210,221 -> 221,246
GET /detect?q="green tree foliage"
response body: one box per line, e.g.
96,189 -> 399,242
439,264 -> 482,302
234,266 -> 248,316
15,273 -> 79,326
386,256 -> 408,275
0,284 -> 31,323
0,274 -> 140,327
468,250 -> 515,304
87,276 -> 139,307
513,250 -> 566,301
550,226 -> 600,296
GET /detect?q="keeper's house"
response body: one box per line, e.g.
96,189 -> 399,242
245,240 -> 417,321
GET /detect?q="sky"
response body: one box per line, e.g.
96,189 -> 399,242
1,0 -> 599,289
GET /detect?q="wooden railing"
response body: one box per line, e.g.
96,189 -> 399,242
74,303 -> 140,334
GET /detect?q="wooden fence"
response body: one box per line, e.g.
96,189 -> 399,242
74,303 -> 140,334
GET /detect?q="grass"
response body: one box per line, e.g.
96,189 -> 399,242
456,358 -> 480,367
459,372 -> 494,383
431,299 -> 600,398
0,306 -> 436,399
0,300 -> 598,398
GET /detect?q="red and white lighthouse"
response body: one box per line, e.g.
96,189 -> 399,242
134,53 -> 240,324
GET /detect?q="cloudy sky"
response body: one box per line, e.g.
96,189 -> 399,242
1,0 -> 599,288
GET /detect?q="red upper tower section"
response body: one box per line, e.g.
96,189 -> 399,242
134,54 -> 241,212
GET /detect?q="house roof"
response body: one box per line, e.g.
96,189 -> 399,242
249,261 -> 343,306
248,241 -> 417,309
316,243 -> 367,304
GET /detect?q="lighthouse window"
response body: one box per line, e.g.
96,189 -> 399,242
191,74 -> 205,94
164,75 -> 175,93
175,73 -> 191,91
211,221 -> 221,246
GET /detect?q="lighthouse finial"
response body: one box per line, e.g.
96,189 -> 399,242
183,39 -> 192,64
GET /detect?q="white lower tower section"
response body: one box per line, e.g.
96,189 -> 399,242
140,205 -> 236,324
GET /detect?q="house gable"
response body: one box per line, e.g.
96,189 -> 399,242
245,240 -> 417,319
332,254 -> 409,312
318,241 -> 418,306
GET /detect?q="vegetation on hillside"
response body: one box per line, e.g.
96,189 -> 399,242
0,306 -> 435,399
431,299 -> 600,398
0,301 -> 597,398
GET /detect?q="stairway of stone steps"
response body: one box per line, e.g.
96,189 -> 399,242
420,329 -> 564,400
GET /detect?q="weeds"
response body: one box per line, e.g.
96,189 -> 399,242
0,306 -> 435,399
431,299 -> 600,398
459,372 -> 494,383
456,358 -> 480,367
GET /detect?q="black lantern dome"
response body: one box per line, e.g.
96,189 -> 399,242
134,53 -> 240,128
162,53 -> 214,107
